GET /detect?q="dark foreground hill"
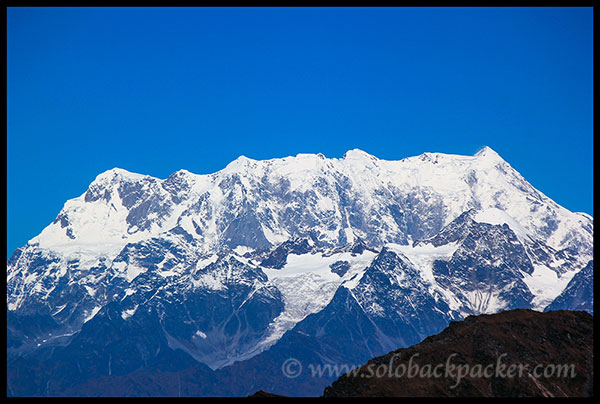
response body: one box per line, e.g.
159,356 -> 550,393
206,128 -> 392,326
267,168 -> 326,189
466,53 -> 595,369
323,309 -> 593,397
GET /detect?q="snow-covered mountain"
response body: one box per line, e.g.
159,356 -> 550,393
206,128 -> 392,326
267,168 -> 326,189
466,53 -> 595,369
7,147 -> 593,396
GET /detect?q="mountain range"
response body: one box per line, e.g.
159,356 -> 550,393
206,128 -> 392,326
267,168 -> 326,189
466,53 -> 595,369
7,147 -> 593,396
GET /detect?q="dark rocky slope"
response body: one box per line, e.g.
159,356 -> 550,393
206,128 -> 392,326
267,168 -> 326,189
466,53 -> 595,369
323,309 -> 593,397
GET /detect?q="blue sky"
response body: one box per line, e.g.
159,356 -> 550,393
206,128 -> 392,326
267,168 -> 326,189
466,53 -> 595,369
7,7 -> 593,255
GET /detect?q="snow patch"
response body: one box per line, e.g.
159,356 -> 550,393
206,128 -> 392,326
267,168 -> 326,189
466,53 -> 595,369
121,305 -> 139,320
83,306 -> 102,323
522,264 -> 579,310
125,265 -> 146,282
233,246 -> 254,255
473,208 -> 533,242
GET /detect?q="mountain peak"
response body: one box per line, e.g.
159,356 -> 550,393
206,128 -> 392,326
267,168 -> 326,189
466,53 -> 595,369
93,167 -> 147,183
342,148 -> 377,161
474,146 -> 502,160
173,168 -> 193,176
223,155 -> 256,172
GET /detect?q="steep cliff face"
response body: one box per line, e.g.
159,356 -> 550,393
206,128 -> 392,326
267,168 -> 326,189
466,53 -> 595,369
323,309 -> 594,397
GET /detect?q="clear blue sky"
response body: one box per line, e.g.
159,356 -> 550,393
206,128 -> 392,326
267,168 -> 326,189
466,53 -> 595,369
7,7 -> 593,256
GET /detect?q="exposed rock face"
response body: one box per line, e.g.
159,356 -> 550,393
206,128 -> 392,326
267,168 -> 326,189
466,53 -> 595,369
323,309 -> 593,397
